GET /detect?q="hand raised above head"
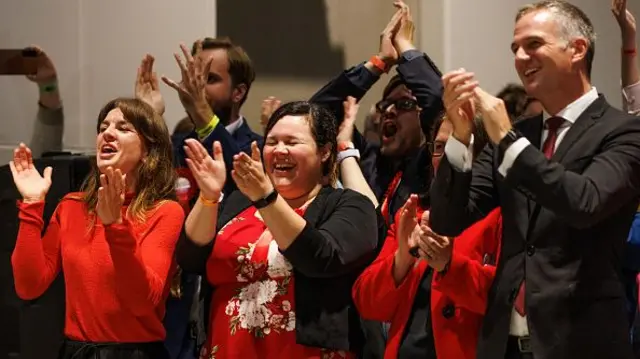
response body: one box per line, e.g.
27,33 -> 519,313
135,54 -> 165,115
338,96 -> 359,143
184,139 -> 226,201
392,1 -> 416,54
161,41 -> 214,126
261,96 -> 281,129
9,143 -> 52,203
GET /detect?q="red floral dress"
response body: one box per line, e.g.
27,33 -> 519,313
200,206 -> 354,359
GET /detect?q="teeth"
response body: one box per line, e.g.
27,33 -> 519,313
525,68 -> 538,76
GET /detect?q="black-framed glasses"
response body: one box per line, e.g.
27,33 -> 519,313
427,140 -> 446,157
375,98 -> 420,114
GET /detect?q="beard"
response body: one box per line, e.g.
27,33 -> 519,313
213,103 -> 234,126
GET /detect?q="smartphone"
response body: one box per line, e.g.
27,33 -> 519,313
0,48 -> 38,75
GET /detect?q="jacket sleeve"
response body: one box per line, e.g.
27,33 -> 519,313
432,209 -> 502,314
352,221 -> 419,322
281,190 -> 378,278
396,50 -> 444,138
506,115 -> 640,228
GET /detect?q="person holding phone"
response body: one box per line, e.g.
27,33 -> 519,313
10,97 -> 184,359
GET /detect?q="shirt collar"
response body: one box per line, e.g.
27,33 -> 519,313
542,87 -> 598,124
225,116 -> 244,135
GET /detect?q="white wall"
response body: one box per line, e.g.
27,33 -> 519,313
419,0 -> 640,107
0,0 -> 216,162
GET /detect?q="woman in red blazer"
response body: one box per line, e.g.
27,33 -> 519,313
352,111 -> 502,358
353,200 -> 502,359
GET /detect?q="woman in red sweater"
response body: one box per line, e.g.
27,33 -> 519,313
352,113 -> 503,359
10,98 -> 185,359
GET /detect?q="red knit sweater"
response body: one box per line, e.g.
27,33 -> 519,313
11,192 -> 185,343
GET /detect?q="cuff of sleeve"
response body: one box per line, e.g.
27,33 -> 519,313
445,135 -> 475,172
104,218 -> 137,249
497,137 -> 530,177
196,115 -> 221,140
622,81 -> 640,115
348,63 -> 381,89
400,49 -> 423,63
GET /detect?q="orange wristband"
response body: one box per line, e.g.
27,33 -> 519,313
369,55 -> 390,73
623,48 -> 637,56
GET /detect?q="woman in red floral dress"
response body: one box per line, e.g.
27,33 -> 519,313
177,101 -> 379,358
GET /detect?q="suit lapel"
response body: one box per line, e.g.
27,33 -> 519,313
550,96 -> 606,164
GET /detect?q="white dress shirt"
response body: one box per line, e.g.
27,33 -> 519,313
443,87 -> 599,336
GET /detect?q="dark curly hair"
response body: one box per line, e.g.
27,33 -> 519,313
263,101 -> 338,185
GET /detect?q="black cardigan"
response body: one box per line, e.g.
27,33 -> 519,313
176,186 -> 382,352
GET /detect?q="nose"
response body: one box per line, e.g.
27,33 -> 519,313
102,125 -> 117,141
273,141 -> 288,154
514,47 -> 530,62
381,105 -> 397,119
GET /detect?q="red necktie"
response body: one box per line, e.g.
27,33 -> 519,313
514,116 -> 564,316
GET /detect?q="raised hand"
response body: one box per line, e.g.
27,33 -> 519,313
184,139 -> 226,201
97,167 -> 126,225
9,143 -> 52,203
379,7 -> 404,65
25,46 -> 57,85
392,1 -> 416,54
473,87 -> 512,144
162,42 -> 213,127
397,194 -> 419,257
612,0 -> 636,40
231,142 -> 273,202
135,54 -> 165,115
260,96 -> 281,129
338,96 -> 359,143
442,69 -> 478,145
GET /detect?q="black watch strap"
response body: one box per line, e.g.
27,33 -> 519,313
498,129 -> 522,155
253,190 -> 279,209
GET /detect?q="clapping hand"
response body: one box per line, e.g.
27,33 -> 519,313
231,142 -> 274,202
396,194 -> 419,262
442,69 -> 479,145
135,54 -> 165,115
392,1 -> 416,53
473,87 -> 512,144
9,143 -> 52,203
162,41 -> 214,126
183,139 -> 226,202
409,211 -> 452,272
97,167 -> 126,226
260,96 -> 281,130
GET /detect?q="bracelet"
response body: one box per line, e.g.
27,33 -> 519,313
337,148 -> 361,164
199,192 -> 223,207
369,55 -> 390,73
623,48 -> 637,56
195,114 -> 221,139
38,81 -> 58,94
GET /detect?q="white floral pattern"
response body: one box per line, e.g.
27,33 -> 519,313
226,231 -> 295,338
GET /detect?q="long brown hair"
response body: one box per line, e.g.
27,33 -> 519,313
81,97 -> 177,221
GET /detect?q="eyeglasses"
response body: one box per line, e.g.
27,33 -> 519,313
428,140 -> 446,158
375,98 -> 420,114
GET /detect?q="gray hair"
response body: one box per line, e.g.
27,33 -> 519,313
516,1 -> 596,77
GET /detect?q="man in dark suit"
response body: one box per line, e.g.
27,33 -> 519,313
430,2 -> 640,359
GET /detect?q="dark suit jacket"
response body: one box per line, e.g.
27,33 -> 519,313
176,187 -> 380,353
232,118 -> 263,154
430,95 -> 640,359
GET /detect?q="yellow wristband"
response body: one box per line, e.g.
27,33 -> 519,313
199,192 -> 223,207
196,114 -> 221,140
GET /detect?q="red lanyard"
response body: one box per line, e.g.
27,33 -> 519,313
380,171 -> 403,224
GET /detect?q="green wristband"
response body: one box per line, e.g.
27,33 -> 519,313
38,81 -> 58,94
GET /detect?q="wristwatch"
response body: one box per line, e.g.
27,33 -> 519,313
253,190 -> 279,209
498,129 -> 522,156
